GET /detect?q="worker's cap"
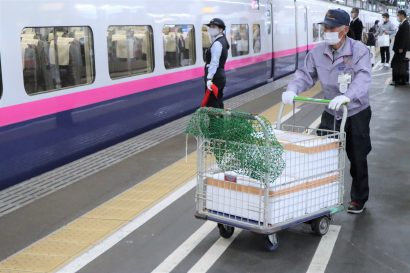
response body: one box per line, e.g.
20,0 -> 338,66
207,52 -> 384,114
206,18 -> 226,30
319,9 -> 350,28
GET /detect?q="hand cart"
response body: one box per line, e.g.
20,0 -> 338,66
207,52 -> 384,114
194,97 -> 348,251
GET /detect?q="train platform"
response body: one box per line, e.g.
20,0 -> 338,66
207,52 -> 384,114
0,63 -> 410,273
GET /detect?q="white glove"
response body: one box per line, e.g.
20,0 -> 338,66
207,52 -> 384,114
282,91 -> 297,105
206,80 -> 213,90
328,95 -> 350,111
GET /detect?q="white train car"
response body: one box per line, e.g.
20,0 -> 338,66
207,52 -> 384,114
0,0 -> 380,189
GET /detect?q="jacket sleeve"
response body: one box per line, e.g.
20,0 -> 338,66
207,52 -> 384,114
287,51 -> 318,94
345,46 -> 371,105
357,20 -> 364,40
395,24 -> 408,51
206,41 -> 223,80
388,23 -> 397,35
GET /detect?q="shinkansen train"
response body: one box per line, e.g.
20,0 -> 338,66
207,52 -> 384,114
0,0 -> 380,189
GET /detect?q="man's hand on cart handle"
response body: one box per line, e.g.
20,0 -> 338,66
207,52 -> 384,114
328,95 -> 350,111
282,90 -> 297,105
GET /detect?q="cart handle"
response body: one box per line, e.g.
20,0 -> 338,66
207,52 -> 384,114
276,96 -> 348,134
294,96 -> 331,104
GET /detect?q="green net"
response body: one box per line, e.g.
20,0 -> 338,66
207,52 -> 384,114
185,107 -> 285,185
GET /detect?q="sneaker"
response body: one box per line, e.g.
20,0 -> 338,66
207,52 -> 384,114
347,201 -> 365,214
384,63 -> 390,67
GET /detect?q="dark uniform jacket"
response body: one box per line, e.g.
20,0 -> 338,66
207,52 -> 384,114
393,19 -> 410,53
348,18 -> 363,41
391,20 -> 410,83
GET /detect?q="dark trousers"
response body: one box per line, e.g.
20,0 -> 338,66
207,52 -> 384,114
380,46 -> 390,63
204,74 -> 225,109
391,52 -> 409,84
319,107 -> 372,205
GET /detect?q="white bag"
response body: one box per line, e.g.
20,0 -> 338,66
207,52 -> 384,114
405,51 -> 410,59
379,34 -> 390,47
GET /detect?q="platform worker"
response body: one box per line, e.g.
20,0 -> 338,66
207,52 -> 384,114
390,10 -> 410,86
348,8 -> 363,41
282,9 -> 372,214
204,18 -> 230,109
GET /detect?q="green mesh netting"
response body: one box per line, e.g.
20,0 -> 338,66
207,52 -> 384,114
185,107 -> 285,185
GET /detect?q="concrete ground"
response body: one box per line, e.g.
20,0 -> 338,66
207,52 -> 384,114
1,64 -> 410,273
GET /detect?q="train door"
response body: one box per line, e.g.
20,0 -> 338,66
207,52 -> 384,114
272,0 -> 297,79
296,5 -> 309,69
265,1 -> 274,80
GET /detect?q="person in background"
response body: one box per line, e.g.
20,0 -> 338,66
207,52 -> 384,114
203,18 -> 230,108
369,20 -> 380,40
282,9 -> 372,214
348,8 -> 363,41
390,10 -> 410,86
366,20 -> 379,66
378,13 -> 396,67
253,24 -> 261,53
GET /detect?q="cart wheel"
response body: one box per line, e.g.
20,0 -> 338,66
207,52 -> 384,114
311,216 -> 330,236
217,223 -> 235,239
265,233 -> 279,251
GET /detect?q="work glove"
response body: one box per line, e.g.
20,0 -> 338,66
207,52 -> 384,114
282,91 -> 297,105
206,80 -> 213,90
328,95 -> 350,111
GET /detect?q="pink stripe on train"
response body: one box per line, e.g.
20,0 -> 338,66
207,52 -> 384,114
0,44 -> 316,127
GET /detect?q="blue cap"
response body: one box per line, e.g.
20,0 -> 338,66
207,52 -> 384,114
319,9 -> 350,27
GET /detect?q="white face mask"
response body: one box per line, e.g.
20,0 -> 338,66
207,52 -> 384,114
208,28 -> 220,37
324,31 -> 341,45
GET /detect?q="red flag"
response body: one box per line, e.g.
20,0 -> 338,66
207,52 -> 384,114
200,84 -> 219,107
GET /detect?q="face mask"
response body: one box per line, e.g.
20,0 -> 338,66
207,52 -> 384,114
324,31 -> 341,45
208,28 -> 220,37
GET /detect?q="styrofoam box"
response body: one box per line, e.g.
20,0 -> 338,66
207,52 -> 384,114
205,173 -> 340,225
203,130 -> 342,225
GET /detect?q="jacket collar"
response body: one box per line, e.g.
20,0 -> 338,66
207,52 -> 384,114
212,33 -> 224,41
324,37 -> 352,60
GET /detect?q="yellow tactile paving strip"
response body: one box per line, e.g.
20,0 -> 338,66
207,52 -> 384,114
0,86 -> 320,273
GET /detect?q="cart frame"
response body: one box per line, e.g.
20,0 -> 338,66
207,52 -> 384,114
194,97 -> 348,249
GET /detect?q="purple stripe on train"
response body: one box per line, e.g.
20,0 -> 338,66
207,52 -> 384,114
0,48 -> 313,189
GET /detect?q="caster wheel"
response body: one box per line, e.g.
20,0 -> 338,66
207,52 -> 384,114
311,216 -> 330,236
265,233 -> 279,251
217,223 -> 235,238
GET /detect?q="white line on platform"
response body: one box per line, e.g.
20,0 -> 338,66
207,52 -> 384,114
372,72 -> 391,77
281,108 -> 301,123
56,178 -> 197,273
187,229 -> 241,273
151,221 -> 216,273
372,61 -> 383,72
56,106 -> 319,273
308,115 -> 322,134
306,225 -> 341,273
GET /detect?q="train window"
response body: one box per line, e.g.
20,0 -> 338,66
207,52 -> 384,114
107,26 -> 154,79
0,55 -> 2,98
312,23 -> 324,42
253,24 -> 261,53
21,27 -> 95,95
163,24 -> 196,69
201,25 -> 212,62
231,24 -> 249,57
